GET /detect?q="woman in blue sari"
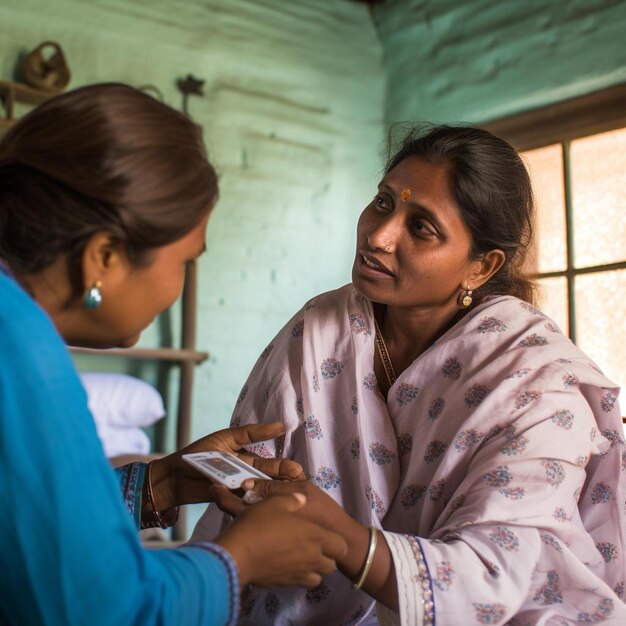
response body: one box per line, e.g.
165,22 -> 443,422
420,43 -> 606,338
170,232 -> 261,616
0,83 -> 345,626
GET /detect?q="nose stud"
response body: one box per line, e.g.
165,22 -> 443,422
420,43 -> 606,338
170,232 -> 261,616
384,243 -> 392,252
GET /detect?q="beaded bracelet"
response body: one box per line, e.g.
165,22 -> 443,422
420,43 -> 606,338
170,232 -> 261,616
352,526 -> 378,590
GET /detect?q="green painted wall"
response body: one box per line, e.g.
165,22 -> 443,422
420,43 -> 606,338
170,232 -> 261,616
372,0 -> 626,124
0,0 -> 385,459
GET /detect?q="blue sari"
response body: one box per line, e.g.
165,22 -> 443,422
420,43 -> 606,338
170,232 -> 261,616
0,270 -> 239,625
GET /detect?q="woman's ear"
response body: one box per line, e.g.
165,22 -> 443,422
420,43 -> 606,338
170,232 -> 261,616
81,233 -> 127,289
468,249 -> 506,289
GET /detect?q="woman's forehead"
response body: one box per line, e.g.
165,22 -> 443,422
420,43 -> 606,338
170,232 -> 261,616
381,157 -> 452,200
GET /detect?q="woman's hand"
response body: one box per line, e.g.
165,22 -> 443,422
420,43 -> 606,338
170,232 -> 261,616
242,480 -> 366,574
214,492 -> 347,588
242,480 -> 398,609
148,423 -> 304,512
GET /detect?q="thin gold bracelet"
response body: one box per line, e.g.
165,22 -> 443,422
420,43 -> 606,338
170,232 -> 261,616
352,526 -> 378,590
146,460 -> 166,528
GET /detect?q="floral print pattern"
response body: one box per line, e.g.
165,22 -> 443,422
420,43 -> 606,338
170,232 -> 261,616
562,373 -> 580,388
577,598 -> 614,623
483,466 -> 513,488
455,429 -> 482,451
476,316 -> 507,333
396,382 -> 419,406
311,466 -> 341,490
305,582 -> 331,604
500,433 -> 528,456
365,485 -> 385,517
247,442 -> 273,458
428,397 -> 445,420
488,526 -> 519,551
514,390 -> 541,409
519,301 -> 546,317
397,433 -> 413,456
533,570 -> 563,605
262,380 -> 273,406
473,603 -> 507,624
441,357 -> 462,380
544,320 -> 561,333
260,344 -> 274,359
543,459 -> 565,487
596,542 -> 618,563
362,371 -> 377,391
464,384 -> 491,408
518,333 -> 548,347
540,533 -> 563,553
505,368 -> 530,379
590,482 -> 614,504
236,384 -> 248,404
368,442 -> 395,465
601,428 -> 624,448
350,436 -> 360,460
349,313 -> 370,335
428,479 -> 445,502
433,561 -> 455,591
550,409 -> 574,430
312,371 -> 320,392
424,440 -> 448,463
400,484 -> 426,509
600,390 -> 617,413
320,357 -> 343,380
304,415 -> 323,440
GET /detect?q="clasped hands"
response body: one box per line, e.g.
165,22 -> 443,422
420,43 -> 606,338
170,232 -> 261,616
150,422 -> 355,588
155,421 -> 394,603
184,423 -> 372,592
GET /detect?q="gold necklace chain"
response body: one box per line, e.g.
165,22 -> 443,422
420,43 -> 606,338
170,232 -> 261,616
374,317 -> 397,387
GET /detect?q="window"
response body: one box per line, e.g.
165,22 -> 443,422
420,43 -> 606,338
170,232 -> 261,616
483,85 -> 626,397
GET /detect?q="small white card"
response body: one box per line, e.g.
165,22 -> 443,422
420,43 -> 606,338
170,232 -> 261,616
182,451 -> 270,489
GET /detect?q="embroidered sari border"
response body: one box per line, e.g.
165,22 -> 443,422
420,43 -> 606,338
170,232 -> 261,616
408,535 -> 435,626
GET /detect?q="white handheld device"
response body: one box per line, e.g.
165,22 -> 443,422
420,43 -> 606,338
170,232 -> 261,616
182,451 -> 271,489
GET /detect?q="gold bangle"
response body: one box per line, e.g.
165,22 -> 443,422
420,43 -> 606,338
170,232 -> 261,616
146,460 -> 165,528
352,526 -> 378,590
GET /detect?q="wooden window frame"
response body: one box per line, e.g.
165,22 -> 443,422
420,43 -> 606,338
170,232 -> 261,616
482,83 -> 626,152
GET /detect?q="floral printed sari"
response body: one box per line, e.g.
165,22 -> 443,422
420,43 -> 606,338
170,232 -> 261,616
192,284 -> 626,625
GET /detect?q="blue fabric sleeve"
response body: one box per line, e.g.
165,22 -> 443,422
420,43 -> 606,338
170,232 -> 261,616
115,462 -> 146,529
0,274 -> 239,626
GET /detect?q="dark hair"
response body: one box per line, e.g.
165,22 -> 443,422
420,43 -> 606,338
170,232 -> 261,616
386,124 -> 536,305
0,82 -> 217,296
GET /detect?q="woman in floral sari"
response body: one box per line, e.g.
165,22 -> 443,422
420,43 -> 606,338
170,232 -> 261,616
193,125 -> 626,625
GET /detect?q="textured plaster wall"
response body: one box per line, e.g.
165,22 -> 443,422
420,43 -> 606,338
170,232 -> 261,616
371,0 -> 626,124
0,1 -> 385,453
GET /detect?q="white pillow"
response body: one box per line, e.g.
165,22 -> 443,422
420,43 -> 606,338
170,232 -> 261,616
95,424 -> 152,458
79,372 -> 166,428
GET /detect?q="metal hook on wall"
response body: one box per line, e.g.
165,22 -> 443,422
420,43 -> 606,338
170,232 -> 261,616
176,74 -> 205,117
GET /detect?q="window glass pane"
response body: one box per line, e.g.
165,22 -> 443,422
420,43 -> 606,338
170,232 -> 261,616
536,276 -> 568,335
575,270 -> 626,397
571,127 -> 626,268
521,144 -> 567,273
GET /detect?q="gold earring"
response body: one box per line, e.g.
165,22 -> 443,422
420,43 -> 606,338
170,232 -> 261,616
457,285 -> 473,309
